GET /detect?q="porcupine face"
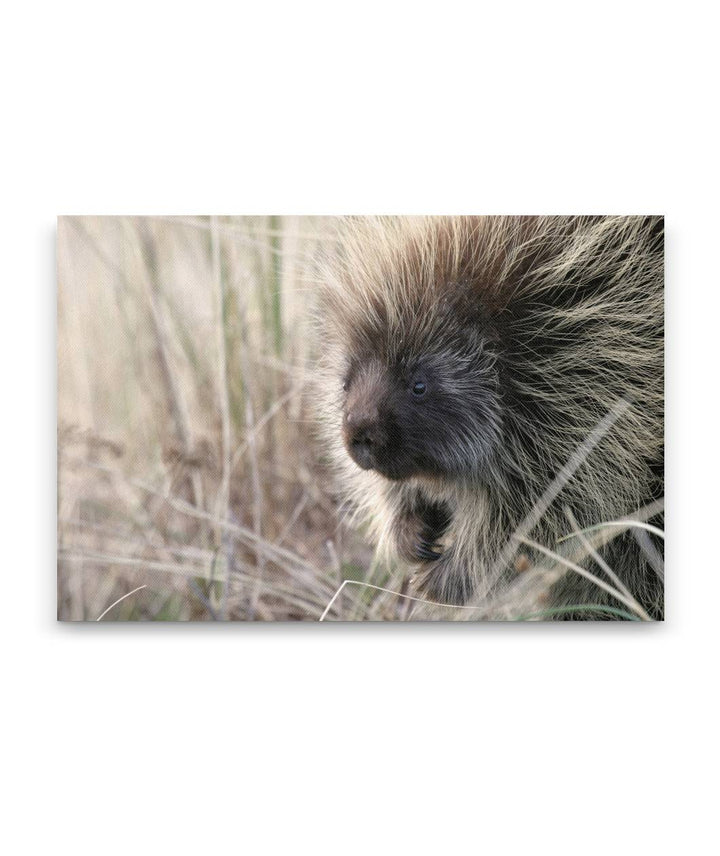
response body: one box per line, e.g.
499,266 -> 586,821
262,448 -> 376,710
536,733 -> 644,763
340,314 -> 504,483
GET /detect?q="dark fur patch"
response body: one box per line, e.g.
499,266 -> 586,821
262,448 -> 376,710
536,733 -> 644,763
392,495 -> 452,565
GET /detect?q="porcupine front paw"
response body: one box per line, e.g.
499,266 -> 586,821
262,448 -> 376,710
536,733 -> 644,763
393,511 -> 440,563
392,498 -> 452,565
393,499 -> 474,606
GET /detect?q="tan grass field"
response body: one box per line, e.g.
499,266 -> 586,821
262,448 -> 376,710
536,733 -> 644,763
58,216 -> 386,620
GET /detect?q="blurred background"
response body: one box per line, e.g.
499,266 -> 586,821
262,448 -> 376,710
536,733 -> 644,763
57,216 -> 385,621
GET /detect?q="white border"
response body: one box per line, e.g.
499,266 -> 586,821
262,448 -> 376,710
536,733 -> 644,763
3,2 -> 716,853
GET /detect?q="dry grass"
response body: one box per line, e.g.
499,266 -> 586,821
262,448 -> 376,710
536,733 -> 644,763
58,215 -> 372,620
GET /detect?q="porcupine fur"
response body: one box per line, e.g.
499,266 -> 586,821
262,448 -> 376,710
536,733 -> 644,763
315,216 -> 664,620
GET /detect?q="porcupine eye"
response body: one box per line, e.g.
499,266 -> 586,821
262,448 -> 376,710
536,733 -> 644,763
411,379 -> 427,398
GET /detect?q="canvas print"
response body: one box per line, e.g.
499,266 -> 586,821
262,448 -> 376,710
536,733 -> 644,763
57,216 -> 664,621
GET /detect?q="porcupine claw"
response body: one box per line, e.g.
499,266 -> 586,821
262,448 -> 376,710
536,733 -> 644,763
416,538 -> 443,562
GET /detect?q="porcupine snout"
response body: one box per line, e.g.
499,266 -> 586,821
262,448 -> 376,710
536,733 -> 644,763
344,406 -> 387,470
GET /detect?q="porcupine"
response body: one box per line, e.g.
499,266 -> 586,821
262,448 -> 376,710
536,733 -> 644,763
315,216 -> 664,619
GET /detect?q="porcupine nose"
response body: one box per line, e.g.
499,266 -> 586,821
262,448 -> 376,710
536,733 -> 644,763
345,409 -> 385,470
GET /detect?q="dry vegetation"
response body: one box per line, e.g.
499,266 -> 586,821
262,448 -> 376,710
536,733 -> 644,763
59,216 -> 373,620
57,216 -> 663,621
